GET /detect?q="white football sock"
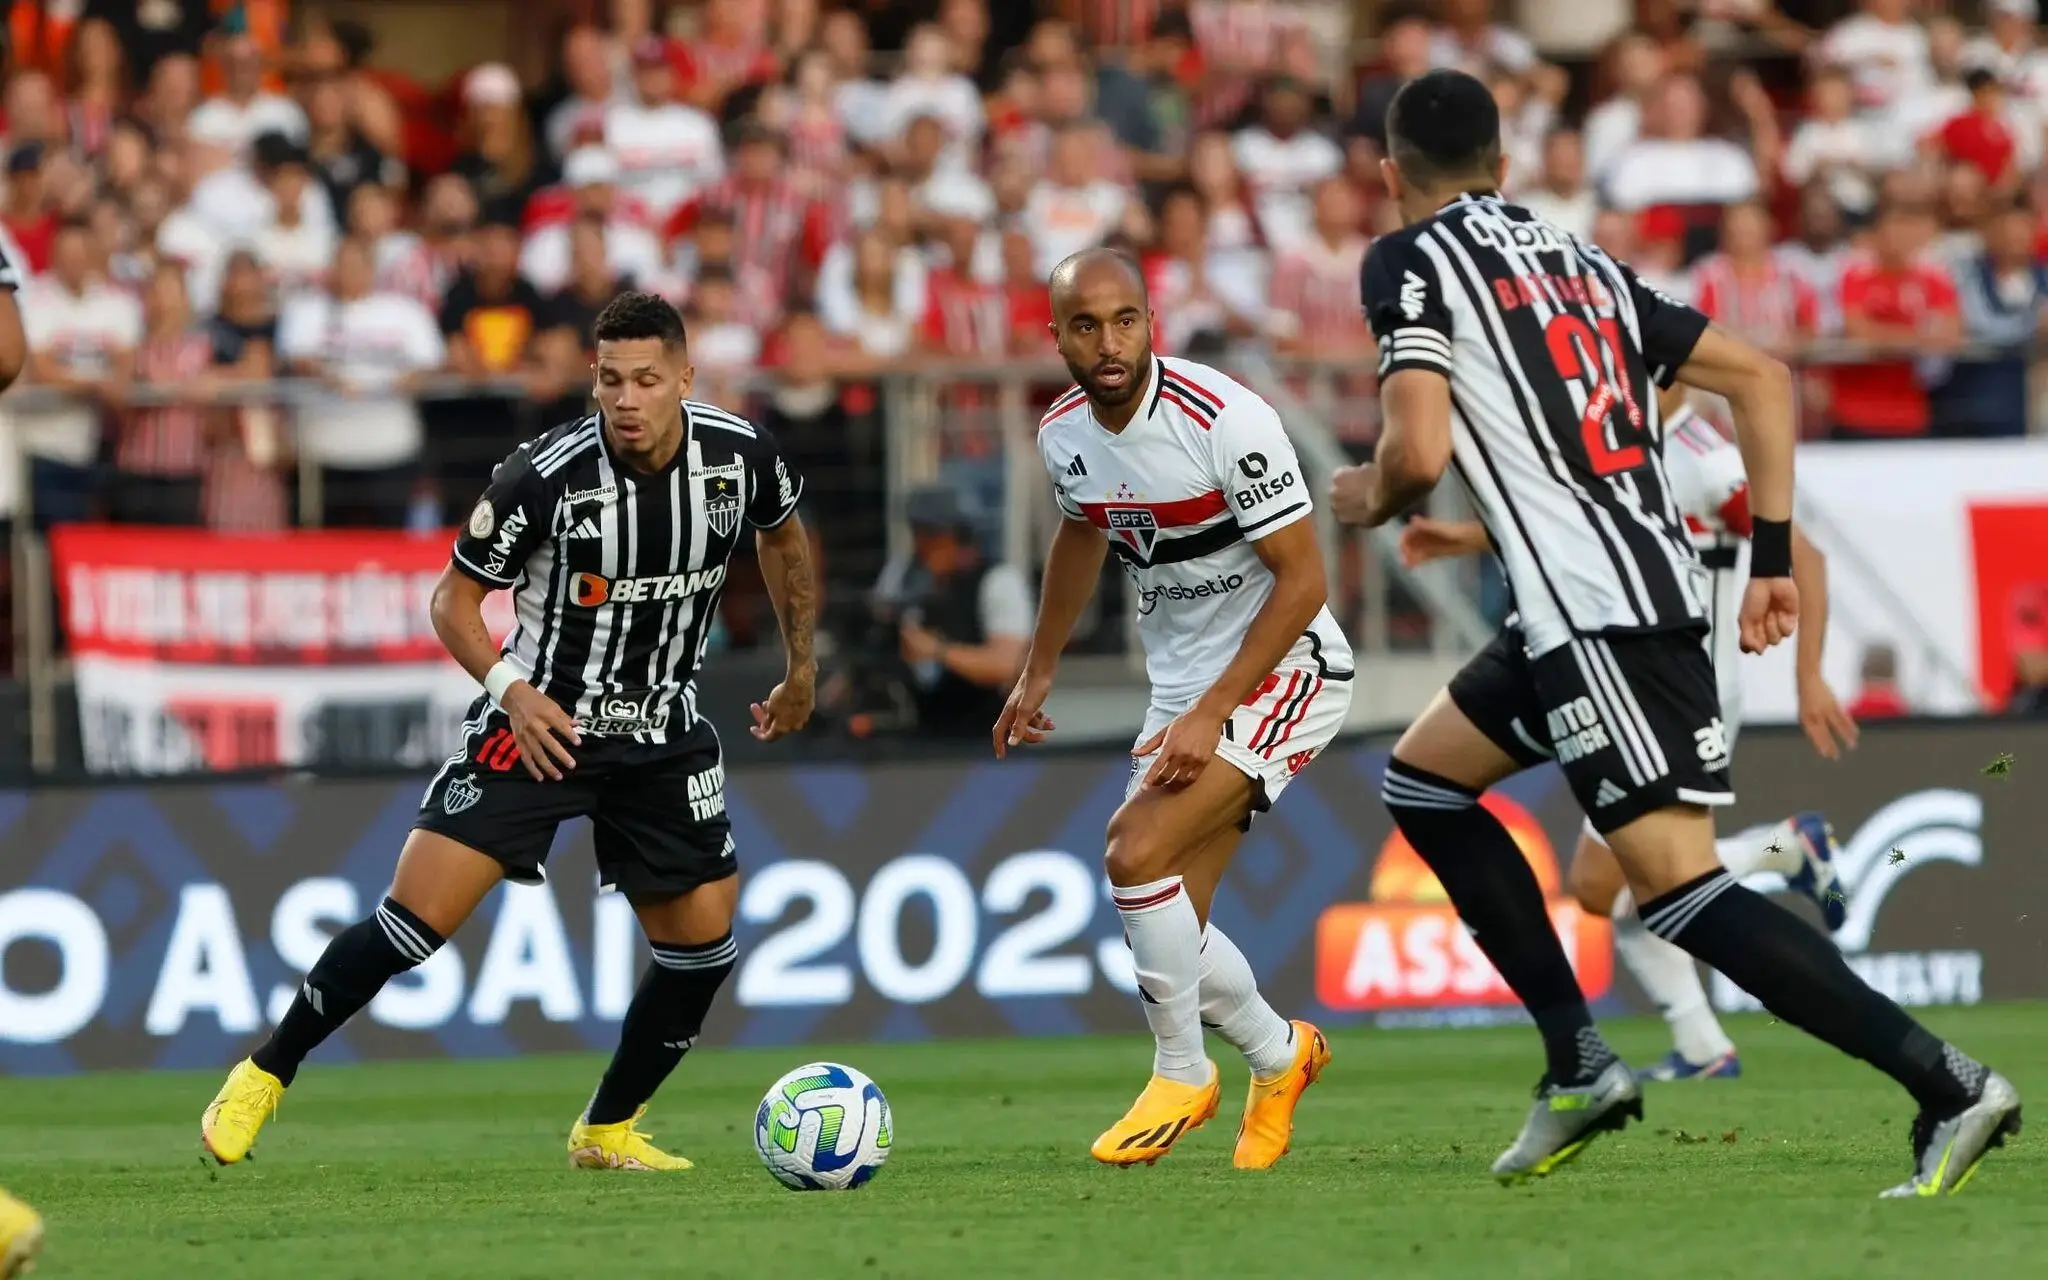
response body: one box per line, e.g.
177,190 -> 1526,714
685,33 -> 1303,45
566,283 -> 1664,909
1198,925 -> 1296,1080
1112,876 -> 1210,1086
1719,819 -> 1801,880
1612,885 -> 1735,1064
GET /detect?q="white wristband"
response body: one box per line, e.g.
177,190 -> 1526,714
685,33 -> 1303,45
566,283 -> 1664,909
483,660 -> 521,704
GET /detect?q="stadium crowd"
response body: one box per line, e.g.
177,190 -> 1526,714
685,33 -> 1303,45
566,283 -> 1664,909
0,0 -> 2044,662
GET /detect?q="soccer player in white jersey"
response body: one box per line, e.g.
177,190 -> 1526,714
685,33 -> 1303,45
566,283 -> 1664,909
995,248 -> 1355,1169
1396,382 -> 1861,1081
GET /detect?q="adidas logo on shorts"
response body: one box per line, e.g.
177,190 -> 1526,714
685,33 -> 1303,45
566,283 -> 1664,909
1594,778 -> 1629,808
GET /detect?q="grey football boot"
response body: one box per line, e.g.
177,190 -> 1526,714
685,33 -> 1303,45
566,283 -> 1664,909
1880,1070 -> 2022,1199
1492,1059 -> 1644,1185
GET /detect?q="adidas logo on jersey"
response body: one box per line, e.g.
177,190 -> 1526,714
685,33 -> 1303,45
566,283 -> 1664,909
566,517 -> 601,540
1594,779 -> 1629,808
1067,455 -> 1087,477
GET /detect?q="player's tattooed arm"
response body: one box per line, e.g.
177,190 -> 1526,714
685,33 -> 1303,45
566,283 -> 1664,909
753,516 -> 818,742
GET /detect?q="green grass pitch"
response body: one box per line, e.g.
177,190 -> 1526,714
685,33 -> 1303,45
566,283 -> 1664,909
8,1006 -> 2047,1279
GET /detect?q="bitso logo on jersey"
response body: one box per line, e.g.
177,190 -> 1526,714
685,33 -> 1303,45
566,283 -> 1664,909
1314,792 -> 1613,1013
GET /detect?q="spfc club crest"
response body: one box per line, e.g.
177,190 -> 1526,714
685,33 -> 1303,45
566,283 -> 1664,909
703,474 -> 742,538
1106,508 -> 1157,559
443,772 -> 483,816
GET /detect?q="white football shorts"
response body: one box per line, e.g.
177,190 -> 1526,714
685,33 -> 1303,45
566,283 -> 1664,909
1125,663 -> 1354,813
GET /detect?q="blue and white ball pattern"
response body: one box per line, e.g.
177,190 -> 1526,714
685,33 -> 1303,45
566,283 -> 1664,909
754,1062 -> 893,1190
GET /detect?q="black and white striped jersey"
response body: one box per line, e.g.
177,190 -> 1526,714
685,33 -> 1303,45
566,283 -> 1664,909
450,400 -> 803,742
1361,192 -> 1713,658
0,226 -> 22,290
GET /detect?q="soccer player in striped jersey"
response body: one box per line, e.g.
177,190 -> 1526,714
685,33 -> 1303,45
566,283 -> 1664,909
1397,381 -> 1859,1082
1330,69 -> 2017,1197
998,247 -> 1354,1169
200,293 -> 818,1173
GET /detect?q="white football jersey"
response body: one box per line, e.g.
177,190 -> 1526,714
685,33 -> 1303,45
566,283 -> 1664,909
1663,405 -> 1750,731
1037,356 -> 1353,704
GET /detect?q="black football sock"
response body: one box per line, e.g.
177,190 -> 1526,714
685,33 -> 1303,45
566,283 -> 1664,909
1382,760 -> 1614,1085
1640,870 -> 1986,1112
586,933 -> 738,1125
251,897 -> 445,1086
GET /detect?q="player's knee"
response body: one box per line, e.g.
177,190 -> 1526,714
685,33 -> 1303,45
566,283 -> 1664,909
1103,807 -> 1176,886
1568,838 -> 1623,916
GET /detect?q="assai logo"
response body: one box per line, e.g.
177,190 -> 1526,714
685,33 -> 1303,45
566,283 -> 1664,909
1316,792 -> 1611,1016
1137,572 -> 1244,615
1106,509 -> 1157,559
1712,789 -> 1985,1012
573,565 -> 727,606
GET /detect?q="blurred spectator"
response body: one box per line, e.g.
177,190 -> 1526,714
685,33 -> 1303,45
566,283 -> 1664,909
674,0 -> 779,114
1828,200 -> 1960,441
1231,75 -> 1340,255
1267,176 -> 1369,359
918,166 -> 999,276
17,217 -> 140,524
761,308 -> 876,598
1519,128 -> 1595,240
822,8 -> 890,150
3,68 -> 60,152
1491,67 -> 1560,195
1188,129 -> 1260,252
520,147 -> 662,296
673,206 -> 784,332
452,62 -> 548,213
608,36 -> 725,220
108,262 -> 212,526
1818,0 -> 1931,119
666,120 -> 831,309
65,18 -> 128,159
772,49 -> 852,198
442,210 -> 549,382
1348,8 -> 1432,162
1964,0 -> 2048,108
293,17 -> 405,159
1931,200 -> 2046,439
923,204 -> 1009,358
820,226 -> 923,358
276,236 -> 443,528
1145,183 -> 1261,353
546,24 -> 620,162
1429,0 -> 1535,80
187,33 -> 305,155
376,173 -> 474,308
249,139 -> 337,295
1001,227 -> 1052,350
203,251 -> 290,533
1584,33 -> 1664,181
1783,65 -> 1878,220
1024,122 -> 1128,274
134,53 -> 201,144
538,217 -> 630,388
1886,15 -> 1973,154
775,0 -> 828,74
1778,184 -> 1852,335
2,144 -> 56,272
873,484 -> 1030,739
1601,74 -> 1759,217
1845,643 -> 1911,720
1935,161 -> 1991,268
302,70 -> 403,219
683,265 -> 763,403
1095,10 -> 1195,186
1691,201 -> 1817,356
1925,68 -> 2031,190
938,0 -> 996,90
883,24 -> 985,171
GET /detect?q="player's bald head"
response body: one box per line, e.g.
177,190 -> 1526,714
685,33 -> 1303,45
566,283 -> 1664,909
1048,247 -> 1148,319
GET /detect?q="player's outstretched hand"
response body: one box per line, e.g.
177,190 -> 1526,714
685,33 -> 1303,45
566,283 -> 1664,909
1398,516 -> 1474,568
503,681 -> 581,781
993,670 -> 1055,759
1738,577 -> 1800,655
1134,706 -> 1224,790
751,672 -> 815,742
1798,677 -> 1860,761
1326,464 -> 1379,528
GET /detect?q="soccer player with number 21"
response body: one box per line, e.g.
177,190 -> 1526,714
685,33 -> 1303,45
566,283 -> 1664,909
201,292 -> 818,1173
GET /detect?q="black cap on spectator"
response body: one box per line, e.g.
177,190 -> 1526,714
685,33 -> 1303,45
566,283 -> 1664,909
1965,66 -> 2002,93
1386,69 -> 1502,189
7,142 -> 44,174
252,131 -> 305,171
729,117 -> 786,153
478,198 -> 523,232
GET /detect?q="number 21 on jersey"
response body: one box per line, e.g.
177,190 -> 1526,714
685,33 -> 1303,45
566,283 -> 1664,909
1544,314 -> 1646,478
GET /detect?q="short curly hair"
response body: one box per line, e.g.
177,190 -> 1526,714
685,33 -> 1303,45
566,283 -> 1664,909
593,291 -> 688,352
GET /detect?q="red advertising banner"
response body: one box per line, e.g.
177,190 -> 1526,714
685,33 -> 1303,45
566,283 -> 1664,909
45,525 -> 509,775
1966,503 -> 2048,709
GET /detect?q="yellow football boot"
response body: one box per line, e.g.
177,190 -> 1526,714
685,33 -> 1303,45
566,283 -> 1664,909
201,1058 -> 285,1166
567,1107 -> 694,1171
0,1190 -> 44,1279
1090,1061 -> 1221,1166
1233,1021 -> 1332,1169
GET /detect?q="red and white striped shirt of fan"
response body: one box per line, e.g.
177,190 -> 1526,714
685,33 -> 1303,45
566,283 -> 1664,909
1689,252 -> 1819,351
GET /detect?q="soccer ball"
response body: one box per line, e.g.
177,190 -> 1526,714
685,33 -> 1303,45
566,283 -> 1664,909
754,1062 -> 893,1190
